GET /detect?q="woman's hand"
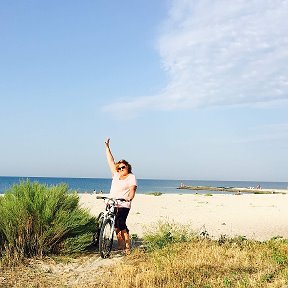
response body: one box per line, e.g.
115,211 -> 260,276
105,138 -> 110,146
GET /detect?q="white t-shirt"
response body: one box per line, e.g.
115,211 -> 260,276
109,172 -> 137,208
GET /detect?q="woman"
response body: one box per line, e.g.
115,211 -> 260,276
105,138 -> 137,254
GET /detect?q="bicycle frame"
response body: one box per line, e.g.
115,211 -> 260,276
104,200 -> 117,239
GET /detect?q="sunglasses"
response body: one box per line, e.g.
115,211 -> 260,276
117,166 -> 126,171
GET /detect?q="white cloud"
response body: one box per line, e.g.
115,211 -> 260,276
104,0 -> 288,114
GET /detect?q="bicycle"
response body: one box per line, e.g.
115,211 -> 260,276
93,196 -> 128,258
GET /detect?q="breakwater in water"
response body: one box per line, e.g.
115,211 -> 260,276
177,185 -> 288,194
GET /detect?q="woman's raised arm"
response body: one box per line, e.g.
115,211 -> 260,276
105,138 -> 117,175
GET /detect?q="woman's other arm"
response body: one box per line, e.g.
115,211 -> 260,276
127,185 -> 137,201
105,138 -> 117,175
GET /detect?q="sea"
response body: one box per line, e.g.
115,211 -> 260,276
0,176 -> 288,195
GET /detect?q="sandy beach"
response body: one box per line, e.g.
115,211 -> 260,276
79,192 -> 288,241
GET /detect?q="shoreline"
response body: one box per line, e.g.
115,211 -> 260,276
79,192 -> 288,242
177,185 -> 288,194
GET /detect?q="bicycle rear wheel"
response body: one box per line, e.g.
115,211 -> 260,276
99,218 -> 114,258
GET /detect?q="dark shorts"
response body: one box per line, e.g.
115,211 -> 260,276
115,207 -> 130,233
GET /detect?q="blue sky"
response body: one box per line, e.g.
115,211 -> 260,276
1,0 -> 288,181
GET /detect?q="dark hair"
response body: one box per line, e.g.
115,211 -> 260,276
116,159 -> 132,173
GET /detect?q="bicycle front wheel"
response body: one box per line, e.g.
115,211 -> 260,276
92,212 -> 104,247
99,218 -> 114,258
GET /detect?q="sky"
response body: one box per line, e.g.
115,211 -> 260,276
1,0 -> 288,182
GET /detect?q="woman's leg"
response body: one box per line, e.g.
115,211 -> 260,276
115,208 -> 130,252
121,229 -> 131,254
116,228 -> 124,250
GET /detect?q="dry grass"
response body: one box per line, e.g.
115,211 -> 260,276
94,238 -> 288,288
1,238 -> 287,288
1,219 -> 288,288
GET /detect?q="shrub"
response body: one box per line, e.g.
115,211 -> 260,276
147,192 -> 163,196
0,180 -> 97,264
143,221 -> 195,251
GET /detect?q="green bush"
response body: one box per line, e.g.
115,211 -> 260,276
0,180 -> 97,264
143,221 -> 195,251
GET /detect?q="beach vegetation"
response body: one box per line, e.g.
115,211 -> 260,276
1,222 -> 288,287
253,191 -> 271,194
0,180 -> 97,266
93,232 -> 288,288
268,241 -> 288,266
142,221 -> 196,251
147,192 -> 163,196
